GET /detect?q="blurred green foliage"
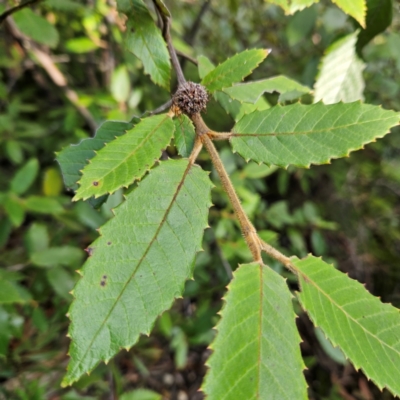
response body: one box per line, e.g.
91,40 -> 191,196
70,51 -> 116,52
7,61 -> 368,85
0,0 -> 399,398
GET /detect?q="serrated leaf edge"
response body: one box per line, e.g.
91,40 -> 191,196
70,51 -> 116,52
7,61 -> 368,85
62,159 -> 213,386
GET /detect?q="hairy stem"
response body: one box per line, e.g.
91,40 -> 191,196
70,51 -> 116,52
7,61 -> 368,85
201,134 -> 262,262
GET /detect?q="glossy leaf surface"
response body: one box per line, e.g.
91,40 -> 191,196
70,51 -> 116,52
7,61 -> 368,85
63,159 -> 212,385
203,263 -> 307,399
74,114 -> 174,200
295,255 -> 400,396
231,102 -> 400,168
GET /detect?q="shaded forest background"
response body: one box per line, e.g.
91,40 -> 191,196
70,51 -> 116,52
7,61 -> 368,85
0,0 -> 400,399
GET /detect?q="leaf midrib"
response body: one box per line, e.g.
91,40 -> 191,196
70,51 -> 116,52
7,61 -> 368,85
232,116 -> 395,137
78,115 -> 169,195
70,161 -> 194,378
203,50 -> 266,91
298,267 -> 400,369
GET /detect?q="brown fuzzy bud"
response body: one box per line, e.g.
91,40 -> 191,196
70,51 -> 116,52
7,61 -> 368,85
172,81 -> 208,116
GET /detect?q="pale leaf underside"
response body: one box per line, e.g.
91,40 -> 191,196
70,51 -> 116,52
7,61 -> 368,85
295,255 -> 400,396
63,159 -> 213,385
265,0 -> 318,14
231,102 -> 400,168
74,114 -> 174,200
203,263 -> 307,400
201,49 -> 269,93
314,32 -> 365,104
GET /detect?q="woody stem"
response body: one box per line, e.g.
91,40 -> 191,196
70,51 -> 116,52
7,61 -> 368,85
201,134 -> 262,262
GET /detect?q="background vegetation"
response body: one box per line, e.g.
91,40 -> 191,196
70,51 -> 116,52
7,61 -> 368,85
1,0 -> 400,399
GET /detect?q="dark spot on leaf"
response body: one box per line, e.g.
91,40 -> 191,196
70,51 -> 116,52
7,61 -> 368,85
103,275 -> 107,279
100,280 -> 106,287
107,241 -> 112,246
93,181 -> 99,186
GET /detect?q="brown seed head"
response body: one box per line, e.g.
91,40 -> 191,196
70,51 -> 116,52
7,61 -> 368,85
172,81 -> 208,116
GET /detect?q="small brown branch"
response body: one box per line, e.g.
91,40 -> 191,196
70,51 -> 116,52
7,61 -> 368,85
184,0 -> 210,46
175,50 -> 198,66
143,99 -> 172,117
0,0 -> 42,24
201,134 -> 262,262
153,1 -> 186,86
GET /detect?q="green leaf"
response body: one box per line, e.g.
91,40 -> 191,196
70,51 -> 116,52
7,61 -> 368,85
44,0 -> 84,12
24,196 -> 64,214
314,32 -> 365,104
174,115 -> 195,158
266,0 -> 318,14
10,158 -> 39,195
230,102 -> 400,168
120,389 -> 162,400
203,263 -> 307,399
198,55 -> 215,79
286,5 -> 317,47
123,0 -> 171,89
294,255 -> 400,396
314,327 -> 347,365
111,66 -> 131,103
331,0 -> 366,27
46,267 -> 75,300
57,121 -> 133,191
13,8 -> 59,48
356,0 -> 393,53
63,159 -> 212,386
223,75 -> 310,104
4,195 -> 25,228
0,280 -> 32,304
74,114 -> 174,200
31,246 -> 85,268
65,37 -> 99,53
201,49 -> 269,93
24,223 -> 49,255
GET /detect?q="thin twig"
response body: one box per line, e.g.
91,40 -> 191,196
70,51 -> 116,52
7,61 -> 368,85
142,99 -> 172,117
6,18 -> 98,132
153,1 -> 186,86
184,0 -> 211,46
0,0 -> 42,24
176,50 -> 198,66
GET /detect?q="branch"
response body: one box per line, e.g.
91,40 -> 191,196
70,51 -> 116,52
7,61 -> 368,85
184,0 -> 211,46
6,18 -> 98,132
153,1 -> 186,86
176,50 -> 198,66
0,0 -> 42,24
201,134 -> 262,262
